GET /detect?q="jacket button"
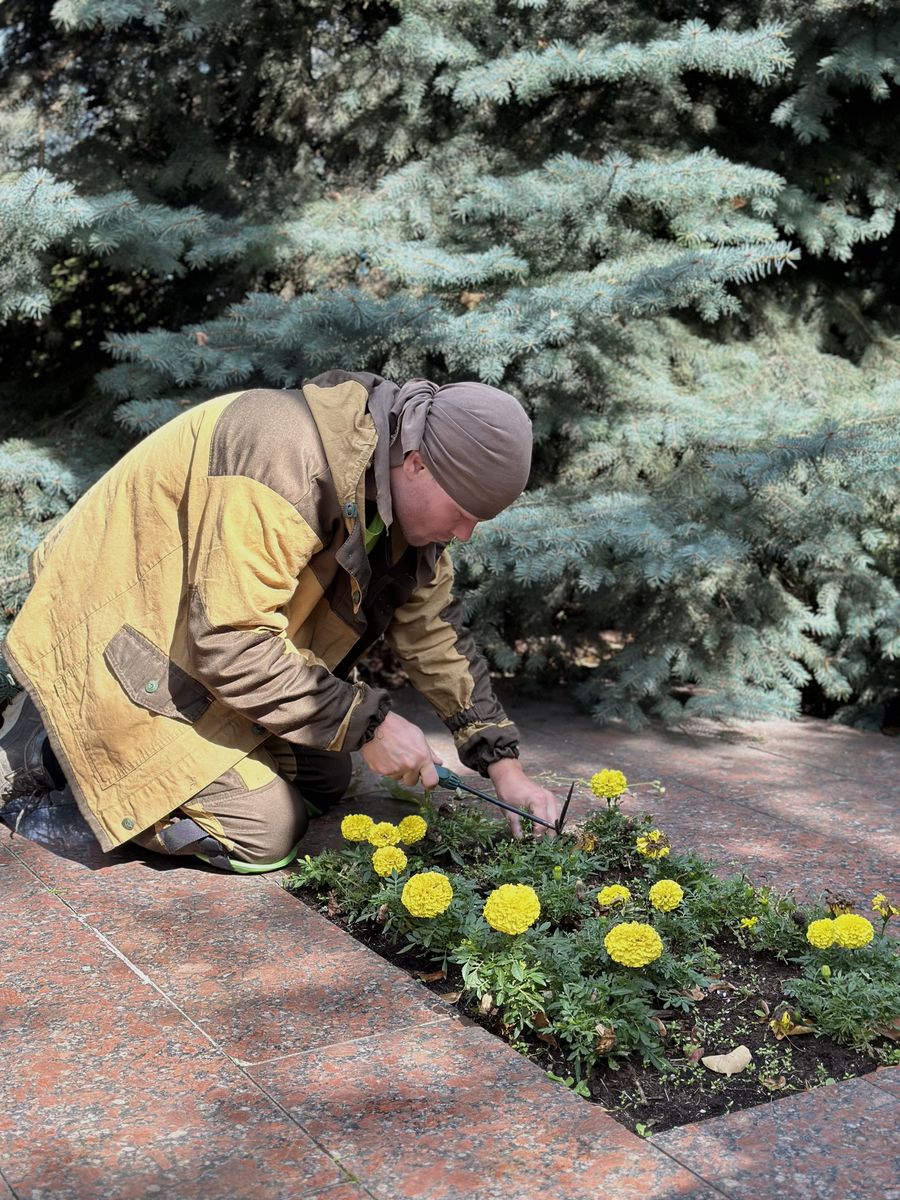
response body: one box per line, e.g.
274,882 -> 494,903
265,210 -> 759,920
351,589 -> 361,606
252,723 -> 266,735
344,501 -> 358,518
144,680 -> 159,693
122,817 -> 135,830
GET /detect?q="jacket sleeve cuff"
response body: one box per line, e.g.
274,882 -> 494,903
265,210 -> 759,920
344,685 -> 393,751
448,708 -> 520,777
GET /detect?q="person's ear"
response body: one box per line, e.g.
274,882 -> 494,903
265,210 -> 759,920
403,450 -> 428,478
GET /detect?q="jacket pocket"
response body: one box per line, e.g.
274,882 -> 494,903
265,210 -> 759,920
103,624 -> 211,724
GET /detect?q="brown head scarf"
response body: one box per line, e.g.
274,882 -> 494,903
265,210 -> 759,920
369,377 -> 532,526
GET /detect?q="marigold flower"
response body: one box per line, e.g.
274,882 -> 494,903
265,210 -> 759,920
872,893 -> 900,918
740,916 -> 759,930
604,922 -> 663,968
397,814 -> 427,845
806,918 -> 836,949
340,813 -> 375,842
597,884 -> 631,907
832,913 -> 875,949
648,879 -> 684,912
400,872 -> 453,918
635,829 -> 670,859
367,821 -> 402,848
371,846 -> 408,877
590,769 -> 628,800
483,884 -> 541,935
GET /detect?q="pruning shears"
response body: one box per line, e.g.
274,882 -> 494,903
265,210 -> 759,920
434,765 -> 575,836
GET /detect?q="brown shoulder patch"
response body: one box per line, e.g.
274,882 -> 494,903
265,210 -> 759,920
208,389 -> 332,512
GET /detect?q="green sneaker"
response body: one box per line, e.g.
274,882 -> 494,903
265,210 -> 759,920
194,838 -> 304,875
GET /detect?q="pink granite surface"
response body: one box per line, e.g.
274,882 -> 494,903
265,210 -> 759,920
1,686 -> 898,1199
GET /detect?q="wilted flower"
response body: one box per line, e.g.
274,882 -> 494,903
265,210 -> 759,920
483,884 -> 541,935
368,821 -> 402,848
401,872 -> 453,917
371,846 -> 408,877
340,813 -> 375,842
597,884 -> 631,907
590,770 -> 628,800
397,815 -> 427,845
806,918 -> 836,949
648,880 -> 684,912
604,922 -> 664,968
832,913 -> 874,949
635,829 -> 670,859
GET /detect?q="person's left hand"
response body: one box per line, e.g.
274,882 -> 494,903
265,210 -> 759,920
487,758 -> 560,839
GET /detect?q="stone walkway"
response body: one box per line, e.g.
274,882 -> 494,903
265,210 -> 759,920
1,686 -> 898,1199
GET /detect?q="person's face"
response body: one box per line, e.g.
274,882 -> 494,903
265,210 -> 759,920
389,451 -> 480,546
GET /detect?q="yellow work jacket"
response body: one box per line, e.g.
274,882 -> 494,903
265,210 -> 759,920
3,372 -> 518,850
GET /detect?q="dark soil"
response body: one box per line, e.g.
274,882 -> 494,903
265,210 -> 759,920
291,887 -> 884,1136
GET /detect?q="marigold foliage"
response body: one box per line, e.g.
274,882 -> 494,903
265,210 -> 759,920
832,914 -> 875,949
482,883 -> 541,935
340,813 -> 375,842
806,918 -> 836,949
597,884 -> 631,907
372,846 -> 408,877
401,871 -> 454,917
397,814 -> 428,845
635,829 -> 670,859
368,821 -> 402,848
648,879 -> 684,912
604,922 -> 664,968
590,770 -> 628,800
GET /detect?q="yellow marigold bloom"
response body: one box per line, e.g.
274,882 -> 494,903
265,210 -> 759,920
397,814 -> 427,845
635,829 -> 670,859
367,821 -> 402,848
590,769 -> 628,799
872,893 -> 900,918
806,918 -> 836,949
341,813 -> 375,842
401,872 -> 453,918
740,916 -> 759,930
604,922 -> 664,968
648,880 -> 684,912
832,913 -> 875,949
371,846 -> 408,877
483,884 -> 541,935
597,884 -> 631,907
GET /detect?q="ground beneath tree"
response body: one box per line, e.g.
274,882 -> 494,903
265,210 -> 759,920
291,886 -> 884,1136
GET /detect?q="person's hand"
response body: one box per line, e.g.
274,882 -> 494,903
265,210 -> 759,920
487,758 -> 560,839
361,711 -> 442,789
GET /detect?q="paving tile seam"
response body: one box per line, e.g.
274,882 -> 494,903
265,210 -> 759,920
5,839 -> 227,1056
0,1162 -> 19,1200
232,1015 -> 458,1067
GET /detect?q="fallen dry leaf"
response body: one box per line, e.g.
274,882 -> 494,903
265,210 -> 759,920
708,981 -> 738,994
651,1016 -> 668,1038
375,903 -> 390,924
536,1031 -> 558,1049
701,1045 -> 752,1076
416,969 -> 446,983
439,990 -> 463,1005
875,1016 -> 900,1042
594,1022 -> 617,1054
770,1011 -> 816,1040
480,992 -> 494,1014
531,1011 -> 551,1029
760,1075 -> 787,1091
681,985 -> 706,1001
687,1045 -> 706,1063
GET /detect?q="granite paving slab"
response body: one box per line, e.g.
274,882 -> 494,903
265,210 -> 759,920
249,1020 -> 722,1200
0,848 -> 349,1200
653,1075 -> 900,1200
4,828 -> 451,1065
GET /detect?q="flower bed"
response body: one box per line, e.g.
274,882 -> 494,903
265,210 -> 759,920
285,773 -> 900,1135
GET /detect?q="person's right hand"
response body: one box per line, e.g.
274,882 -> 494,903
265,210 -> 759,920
361,711 -> 442,789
